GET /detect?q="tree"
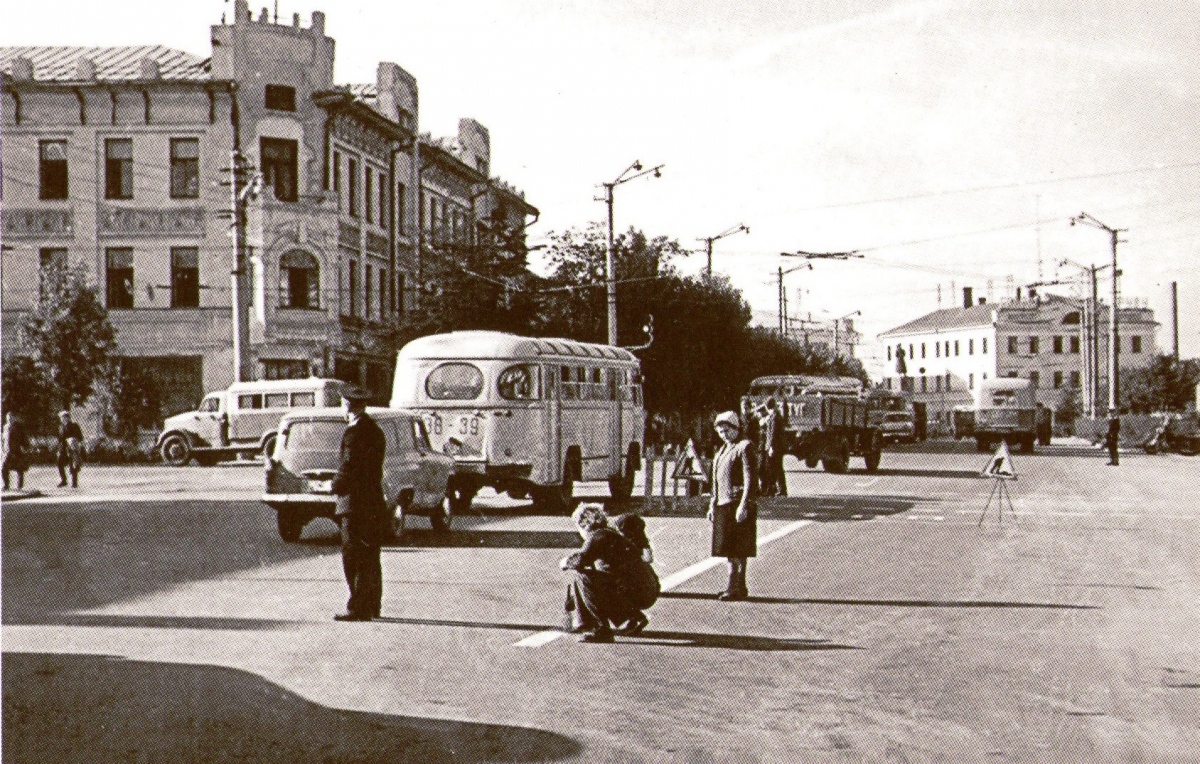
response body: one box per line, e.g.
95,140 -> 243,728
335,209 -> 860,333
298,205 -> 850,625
19,261 -> 117,409
1121,355 -> 1200,414
1,355 -> 56,435
95,357 -> 164,440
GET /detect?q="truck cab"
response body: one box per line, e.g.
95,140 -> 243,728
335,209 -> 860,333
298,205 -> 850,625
974,378 -> 1050,452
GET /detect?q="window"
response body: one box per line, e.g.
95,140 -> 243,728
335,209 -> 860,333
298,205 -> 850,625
105,138 -> 133,199
365,264 -> 373,320
39,140 -> 68,199
291,391 -> 315,407
169,138 -> 199,198
935,343 -> 940,358
264,84 -> 296,111
260,137 -> 298,202
920,343 -> 926,358
279,251 -> 319,309
265,392 -> 290,408
332,151 -> 341,197
1069,371 -> 1080,388
944,341 -> 950,357
1070,336 -> 1080,354
379,172 -> 388,228
380,268 -> 388,317
347,259 -> 357,316
105,247 -> 134,308
909,344 -> 914,360
969,373 -> 975,389
1053,336 -> 1063,354
935,376 -> 942,392
1029,371 -> 1039,388
364,171 -> 373,224
1131,336 -> 1142,353
1053,371 -> 1063,389
1029,336 -> 1039,354
397,271 -> 406,314
887,345 -> 892,360
1063,311 -> 1080,325
171,247 -> 200,307
396,182 -> 407,234
425,363 -> 484,400
237,394 -> 264,409
498,364 -> 539,400
38,248 -> 68,300
262,359 -> 309,380
982,338 -> 988,354
946,372 -> 952,391
348,157 -> 358,216
954,340 -> 960,356
921,376 -> 927,393
968,339 -> 974,355
199,395 -> 221,413
1007,336 -> 1018,354
886,377 -> 893,390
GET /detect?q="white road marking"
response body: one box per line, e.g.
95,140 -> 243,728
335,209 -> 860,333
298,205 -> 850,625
855,477 -> 882,488
513,519 -> 813,647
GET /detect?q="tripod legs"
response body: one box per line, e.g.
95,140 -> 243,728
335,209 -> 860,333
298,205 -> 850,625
978,478 -> 1020,526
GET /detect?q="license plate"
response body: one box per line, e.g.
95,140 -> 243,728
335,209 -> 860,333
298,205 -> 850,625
308,479 -> 333,494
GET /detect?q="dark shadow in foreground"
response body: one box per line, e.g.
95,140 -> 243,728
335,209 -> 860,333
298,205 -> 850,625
608,494 -> 923,522
659,591 -> 1100,610
17,614 -> 303,630
2,652 -> 582,764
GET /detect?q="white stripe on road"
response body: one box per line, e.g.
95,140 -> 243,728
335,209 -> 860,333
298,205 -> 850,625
855,477 -> 881,489
513,519 -> 813,647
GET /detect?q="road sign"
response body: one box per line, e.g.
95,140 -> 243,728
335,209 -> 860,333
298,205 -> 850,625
672,439 -> 710,481
981,441 -> 1017,480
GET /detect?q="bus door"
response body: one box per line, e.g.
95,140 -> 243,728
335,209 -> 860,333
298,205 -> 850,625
609,367 -> 622,476
545,363 -> 563,483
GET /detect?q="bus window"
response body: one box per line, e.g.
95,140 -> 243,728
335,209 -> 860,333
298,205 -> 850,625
426,363 -> 485,400
561,366 -> 575,400
238,394 -> 263,409
265,392 -> 290,409
498,364 -> 539,400
290,391 -> 315,407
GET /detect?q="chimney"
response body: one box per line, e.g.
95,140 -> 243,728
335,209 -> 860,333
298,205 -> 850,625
978,297 -> 986,305
1015,287 -> 1022,302
311,11 -> 326,34
11,57 -> 34,81
963,287 -> 973,309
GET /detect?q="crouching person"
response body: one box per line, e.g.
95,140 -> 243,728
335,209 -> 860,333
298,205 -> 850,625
561,503 -> 639,643
610,512 -> 660,636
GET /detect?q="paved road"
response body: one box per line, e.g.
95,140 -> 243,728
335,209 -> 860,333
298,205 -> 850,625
3,443 -> 1198,762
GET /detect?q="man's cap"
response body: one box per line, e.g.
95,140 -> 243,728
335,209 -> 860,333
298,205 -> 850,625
343,385 -> 372,402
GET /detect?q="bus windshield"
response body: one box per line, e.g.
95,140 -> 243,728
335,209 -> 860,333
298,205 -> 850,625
426,363 -> 485,400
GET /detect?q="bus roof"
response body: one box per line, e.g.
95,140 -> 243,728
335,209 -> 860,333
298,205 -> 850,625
397,331 -> 640,363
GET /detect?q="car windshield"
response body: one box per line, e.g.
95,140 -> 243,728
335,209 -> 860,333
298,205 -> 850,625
198,396 -> 221,413
426,363 -> 485,400
885,413 -> 911,422
283,420 -> 345,452
990,391 -> 1019,406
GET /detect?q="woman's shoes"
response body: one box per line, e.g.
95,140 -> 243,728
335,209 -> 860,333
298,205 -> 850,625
578,630 -> 614,643
717,589 -> 748,601
616,613 -> 649,636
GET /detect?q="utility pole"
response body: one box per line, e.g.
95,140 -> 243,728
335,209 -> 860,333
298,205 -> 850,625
778,249 -> 862,339
777,262 -> 811,335
229,149 -> 253,383
1171,281 -> 1179,360
599,161 -> 663,346
1070,213 -> 1125,413
699,223 -> 749,280
1060,258 -> 1111,417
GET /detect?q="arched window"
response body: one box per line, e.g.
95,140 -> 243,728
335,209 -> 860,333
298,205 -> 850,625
1062,311 -> 1080,325
280,250 -> 319,309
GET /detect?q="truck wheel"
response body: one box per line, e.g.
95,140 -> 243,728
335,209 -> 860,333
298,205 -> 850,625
804,457 -> 819,469
822,457 -> 847,474
864,450 -> 881,473
430,496 -> 453,533
1022,436 -> 1036,454
976,437 -> 990,453
160,434 -> 192,466
276,511 -> 306,543
446,479 -> 476,516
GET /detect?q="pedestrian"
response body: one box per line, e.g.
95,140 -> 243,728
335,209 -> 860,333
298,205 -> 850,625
2,412 -> 30,491
610,512 -> 660,635
561,503 -> 640,643
708,411 -> 757,601
1105,409 -> 1121,466
55,410 -> 84,488
760,398 -> 787,496
331,386 -> 388,622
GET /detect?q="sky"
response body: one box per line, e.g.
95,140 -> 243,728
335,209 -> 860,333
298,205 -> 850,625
4,0 -> 1198,370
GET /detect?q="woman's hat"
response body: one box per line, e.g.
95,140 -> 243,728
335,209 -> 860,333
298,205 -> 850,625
713,410 -> 741,431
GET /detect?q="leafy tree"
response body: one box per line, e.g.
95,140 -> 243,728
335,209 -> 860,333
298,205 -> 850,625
1,355 -> 56,435
18,262 -> 117,409
95,358 -> 164,440
1121,355 -> 1200,414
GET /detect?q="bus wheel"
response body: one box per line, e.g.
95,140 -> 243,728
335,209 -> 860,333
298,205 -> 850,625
608,444 -> 639,500
823,438 -> 850,474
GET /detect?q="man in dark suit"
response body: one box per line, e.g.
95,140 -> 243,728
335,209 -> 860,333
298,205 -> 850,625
56,410 -> 84,488
1105,409 -> 1121,466
331,387 -> 388,621
761,399 -> 787,497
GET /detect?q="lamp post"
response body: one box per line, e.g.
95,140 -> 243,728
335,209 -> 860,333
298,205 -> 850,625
777,262 -> 812,335
600,161 -> 663,346
1059,257 -> 1112,417
833,310 -> 861,357
1070,213 -> 1124,413
699,223 -> 749,280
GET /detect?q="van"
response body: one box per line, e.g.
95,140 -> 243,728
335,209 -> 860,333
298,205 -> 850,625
157,378 -> 348,465
262,407 -> 459,542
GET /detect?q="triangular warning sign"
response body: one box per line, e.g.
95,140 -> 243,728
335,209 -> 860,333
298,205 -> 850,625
672,438 -> 710,480
981,441 -> 1018,480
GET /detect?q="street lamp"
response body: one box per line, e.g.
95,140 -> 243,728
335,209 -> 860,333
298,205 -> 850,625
833,310 -> 861,357
1070,213 -> 1125,414
699,223 -> 749,280
776,262 -> 812,335
600,161 -> 664,346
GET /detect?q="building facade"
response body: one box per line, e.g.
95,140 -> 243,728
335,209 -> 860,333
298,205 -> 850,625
1,1 -> 536,423
878,289 -> 1159,427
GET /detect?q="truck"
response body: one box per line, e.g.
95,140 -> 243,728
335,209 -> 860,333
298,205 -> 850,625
973,378 -> 1052,453
743,375 -> 881,473
865,389 -> 915,444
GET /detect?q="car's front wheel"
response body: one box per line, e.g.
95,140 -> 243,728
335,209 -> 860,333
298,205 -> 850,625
160,434 -> 192,466
276,510 -> 306,543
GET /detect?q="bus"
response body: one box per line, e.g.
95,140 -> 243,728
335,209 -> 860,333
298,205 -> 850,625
390,331 -> 644,510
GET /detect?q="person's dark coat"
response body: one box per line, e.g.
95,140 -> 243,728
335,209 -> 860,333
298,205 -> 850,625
710,438 -> 758,559
57,420 -> 83,454
564,527 -> 641,631
332,413 -> 387,519
762,408 -> 785,452
3,419 -> 29,473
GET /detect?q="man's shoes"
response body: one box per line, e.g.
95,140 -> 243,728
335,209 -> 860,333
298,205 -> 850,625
57,481 -> 67,488
578,630 -> 614,643
616,613 -> 649,636
717,590 -> 748,602
333,612 -> 372,622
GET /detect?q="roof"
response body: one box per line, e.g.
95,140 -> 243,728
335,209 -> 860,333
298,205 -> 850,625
879,303 -> 996,337
398,331 -> 640,363
227,378 -> 346,393
750,375 -> 863,393
0,45 -> 210,82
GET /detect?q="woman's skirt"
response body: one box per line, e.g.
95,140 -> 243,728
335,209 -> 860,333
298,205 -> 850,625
711,501 -> 757,559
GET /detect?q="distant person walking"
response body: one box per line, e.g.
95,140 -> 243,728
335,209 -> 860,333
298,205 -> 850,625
760,398 -> 787,496
1105,410 -> 1121,466
55,410 -> 83,488
2,412 -> 30,491
708,411 -> 757,601
331,387 -> 388,622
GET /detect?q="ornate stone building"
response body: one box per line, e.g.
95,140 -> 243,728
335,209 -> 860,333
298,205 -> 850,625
1,1 -> 536,420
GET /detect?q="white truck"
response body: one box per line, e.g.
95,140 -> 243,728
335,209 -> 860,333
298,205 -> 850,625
156,378 -> 349,465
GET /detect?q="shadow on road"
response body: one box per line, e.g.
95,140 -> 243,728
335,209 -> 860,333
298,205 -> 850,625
398,529 -> 583,549
870,467 -> 983,479
660,591 -> 1099,610
614,494 -> 922,523
13,614 -> 304,630
625,630 -> 859,651
2,652 -> 582,764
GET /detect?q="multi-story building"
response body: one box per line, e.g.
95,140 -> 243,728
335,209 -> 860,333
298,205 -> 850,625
878,288 -> 1159,427
1,1 -> 536,422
